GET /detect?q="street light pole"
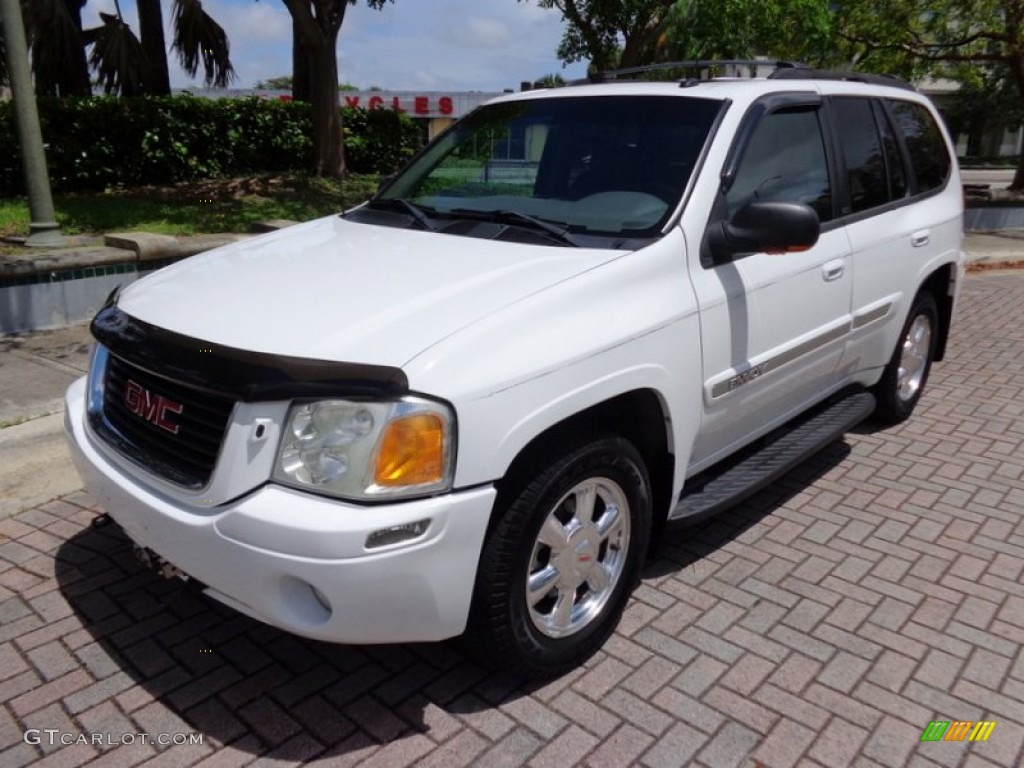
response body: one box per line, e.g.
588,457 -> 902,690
1,0 -> 64,247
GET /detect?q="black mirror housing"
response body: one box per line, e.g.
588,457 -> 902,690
708,201 -> 820,260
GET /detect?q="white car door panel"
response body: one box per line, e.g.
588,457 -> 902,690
689,101 -> 853,470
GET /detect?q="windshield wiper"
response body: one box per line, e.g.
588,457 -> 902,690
449,208 -> 578,247
365,198 -> 439,231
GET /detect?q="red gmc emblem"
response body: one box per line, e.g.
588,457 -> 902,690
123,379 -> 183,435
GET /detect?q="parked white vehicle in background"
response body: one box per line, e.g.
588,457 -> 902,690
66,63 -> 964,677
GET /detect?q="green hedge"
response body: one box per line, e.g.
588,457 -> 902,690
0,96 -> 425,193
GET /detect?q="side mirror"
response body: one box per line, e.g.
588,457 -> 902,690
707,201 -> 820,260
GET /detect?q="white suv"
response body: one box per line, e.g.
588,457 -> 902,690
66,66 -> 963,677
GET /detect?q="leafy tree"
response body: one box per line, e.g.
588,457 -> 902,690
833,0 -> 1024,187
525,0 -> 835,73
520,0 -> 676,71
946,65 -> 1023,158
276,0 -> 393,178
664,0 -> 834,66
256,75 -> 295,89
534,73 -> 567,87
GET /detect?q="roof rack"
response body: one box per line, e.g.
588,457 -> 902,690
572,60 -> 806,86
567,61 -> 917,92
767,68 -> 916,91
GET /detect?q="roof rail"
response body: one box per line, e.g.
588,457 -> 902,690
767,68 -> 916,91
572,60 -> 806,85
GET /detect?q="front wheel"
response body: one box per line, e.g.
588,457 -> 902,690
873,291 -> 939,424
467,436 -> 652,678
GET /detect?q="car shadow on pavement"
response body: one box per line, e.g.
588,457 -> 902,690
650,438 -> 852,578
52,438 -> 852,761
53,518 -> 531,761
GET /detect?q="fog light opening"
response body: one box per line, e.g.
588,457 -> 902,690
279,576 -> 332,625
311,585 -> 332,614
366,519 -> 431,549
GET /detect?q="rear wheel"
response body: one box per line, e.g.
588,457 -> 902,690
873,291 -> 938,424
467,435 -> 651,678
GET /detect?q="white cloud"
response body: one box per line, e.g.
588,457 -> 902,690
455,17 -> 514,49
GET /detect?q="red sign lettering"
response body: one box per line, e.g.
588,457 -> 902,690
341,94 -> 455,115
124,380 -> 184,435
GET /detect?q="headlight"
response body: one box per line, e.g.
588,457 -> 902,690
272,397 -> 455,500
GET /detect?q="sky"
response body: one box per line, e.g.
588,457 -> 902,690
81,0 -> 589,92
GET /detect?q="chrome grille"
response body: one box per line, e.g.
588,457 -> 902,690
99,354 -> 234,488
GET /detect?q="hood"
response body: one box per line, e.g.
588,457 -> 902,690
117,216 -> 622,367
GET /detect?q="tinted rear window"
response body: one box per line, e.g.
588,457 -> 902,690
887,100 -> 950,193
833,98 -> 889,214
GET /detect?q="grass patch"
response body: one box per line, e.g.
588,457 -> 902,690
0,173 -> 380,239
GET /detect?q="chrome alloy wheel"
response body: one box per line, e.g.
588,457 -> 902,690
525,477 -> 631,639
896,314 -> 933,403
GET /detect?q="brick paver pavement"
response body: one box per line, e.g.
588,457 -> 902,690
2,272 -> 1024,768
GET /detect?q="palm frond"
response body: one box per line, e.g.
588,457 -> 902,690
86,12 -> 146,96
171,0 -> 235,88
30,0 -> 91,96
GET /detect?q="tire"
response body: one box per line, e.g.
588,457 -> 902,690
466,435 -> 652,678
873,291 -> 939,424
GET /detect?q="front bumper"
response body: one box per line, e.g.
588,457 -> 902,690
64,377 -> 495,644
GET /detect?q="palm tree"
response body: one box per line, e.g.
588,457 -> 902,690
1,0 -> 234,96
170,0 -> 234,89
85,4 -> 147,95
21,0 -> 92,96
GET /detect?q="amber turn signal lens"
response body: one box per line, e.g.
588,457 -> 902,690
374,414 -> 446,486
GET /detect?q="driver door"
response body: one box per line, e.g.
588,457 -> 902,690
688,96 -> 854,470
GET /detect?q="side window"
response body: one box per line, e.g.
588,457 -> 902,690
726,108 -> 832,222
874,101 -> 908,201
832,97 -> 888,214
887,100 -> 951,193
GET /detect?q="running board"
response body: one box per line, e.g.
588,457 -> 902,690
670,390 -> 876,522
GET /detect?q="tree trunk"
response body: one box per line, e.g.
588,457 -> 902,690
1005,55 -> 1024,189
137,0 -> 171,95
284,0 -> 347,177
308,41 -> 343,177
291,18 -> 310,102
62,0 -> 92,95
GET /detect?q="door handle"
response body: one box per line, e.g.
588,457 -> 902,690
822,259 -> 845,282
911,230 -> 930,248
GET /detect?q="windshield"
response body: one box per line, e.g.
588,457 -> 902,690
368,95 -> 724,245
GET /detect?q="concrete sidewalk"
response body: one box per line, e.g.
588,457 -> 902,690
1,230 -> 1023,518
0,324 -> 92,517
